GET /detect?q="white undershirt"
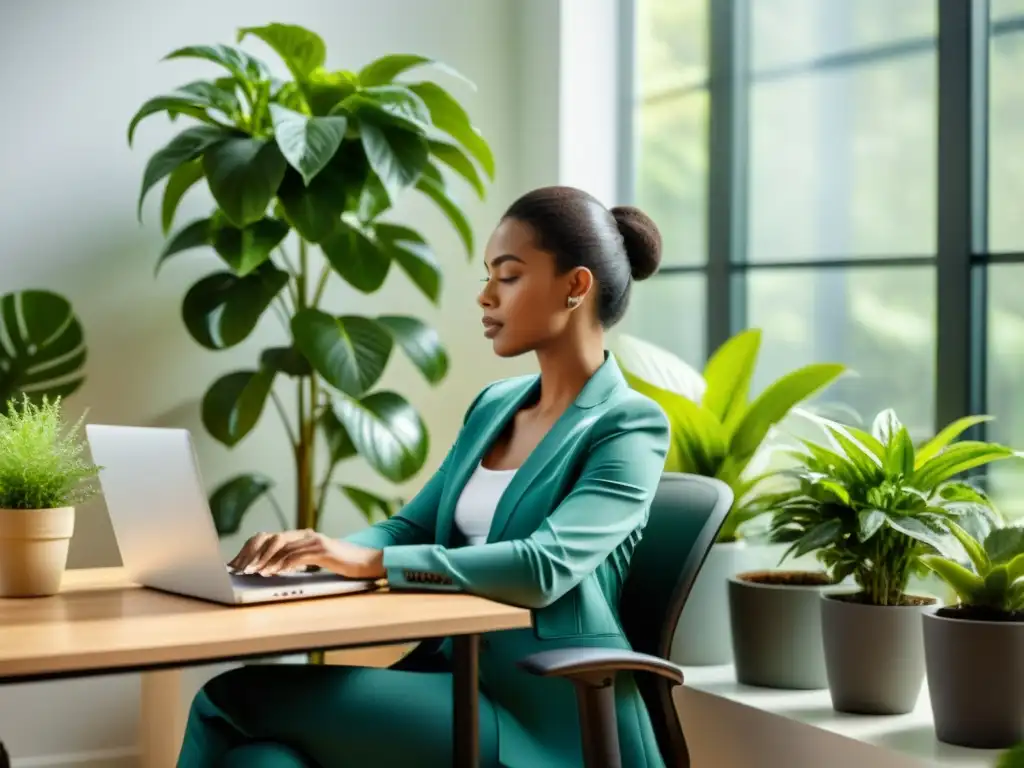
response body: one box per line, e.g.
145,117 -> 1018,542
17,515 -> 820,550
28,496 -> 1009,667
453,464 -> 517,546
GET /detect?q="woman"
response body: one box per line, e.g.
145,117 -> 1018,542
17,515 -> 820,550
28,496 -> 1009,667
178,186 -> 669,768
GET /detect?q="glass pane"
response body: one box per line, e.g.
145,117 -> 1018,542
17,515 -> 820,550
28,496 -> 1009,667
618,273 -> 705,369
635,93 -> 708,266
745,266 -> 936,440
752,0 -> 935,73
992,0 -> 1024,22
748,54 -> 936,262
636,0 -> 707,97
987,265 -> 1024,519
988,26 -> 1024,251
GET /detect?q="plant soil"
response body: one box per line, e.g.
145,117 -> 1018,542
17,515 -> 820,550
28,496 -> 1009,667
738,570 -> 833,586
832,592 -> 937,607
936,605 -> 1024,623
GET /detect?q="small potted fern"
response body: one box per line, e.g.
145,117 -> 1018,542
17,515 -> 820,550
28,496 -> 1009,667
0,396 -> 100,597
919,520 -> 1024,748
769,409 -> 1019,714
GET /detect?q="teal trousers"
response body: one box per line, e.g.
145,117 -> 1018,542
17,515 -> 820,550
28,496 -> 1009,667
176,659 -> 501,767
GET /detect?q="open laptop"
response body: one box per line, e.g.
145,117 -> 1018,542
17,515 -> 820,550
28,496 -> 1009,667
85,424 -> 378,605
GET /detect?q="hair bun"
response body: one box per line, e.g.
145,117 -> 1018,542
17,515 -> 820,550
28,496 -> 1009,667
611,206 -> 662,281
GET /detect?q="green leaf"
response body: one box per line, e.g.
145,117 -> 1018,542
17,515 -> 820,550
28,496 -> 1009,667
376,315 -> 448,384
138,125 -> 232,219
946,519 -> 990,573
915,414 -> 993,468
340,484 -> 403,523
1007,552 -> 1024,583
376,224 -> 441,303
156,218 -> 212,273
128,95 -> 215,147
361,85 -> 432,125
912,441 -> 1018,489
321,221 -> 392,293
164,44 -> 269,84
858,508 -> 887,541
871,408 -> 903,444
416,171 -> 474,257
357,172 -> 391,222
358,54 -> 476,90
208,473 -> 276,536
182,265 -> 288,350
427,139 -> 485,198
884,426 -> 916,479
0,291 -> 86,406
359,119 -> 429,199
408,82 -> 494,179
237,24 -> 326,80
885,514 -> 949,554
729,363 -> 846,464
939,481 -> 990,505
291,309 -> 393,397
304,69 -> 359,116
332,391 -> 429,483
793,518 -> 844,558
919,555 -> 985,604
276,164 -> 351,243
260,346 -> 311,378
701,328 -> 759,429
203,138 -> 287,228
161,159 -> 205,236
269,105 -> 347,185
320,408 -> 357,463
202,369 -> 275,447
828,425 -> 883,481
985,526 -> 1024,565
211,218 -> 289,276
843,425 -> 886,461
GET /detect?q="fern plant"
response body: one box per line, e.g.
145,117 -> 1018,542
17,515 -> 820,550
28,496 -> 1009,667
0,395 -> 99,510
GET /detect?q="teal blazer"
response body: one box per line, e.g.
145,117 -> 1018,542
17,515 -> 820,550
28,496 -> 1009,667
346,354 -> 670,768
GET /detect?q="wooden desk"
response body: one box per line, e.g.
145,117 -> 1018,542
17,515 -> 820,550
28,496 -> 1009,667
0,568 -> 533,767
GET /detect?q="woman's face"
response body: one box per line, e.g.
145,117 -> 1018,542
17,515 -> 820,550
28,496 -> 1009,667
477,218 -> 592,357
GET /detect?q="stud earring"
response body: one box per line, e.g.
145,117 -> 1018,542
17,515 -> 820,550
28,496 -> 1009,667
566,295 -> 582,309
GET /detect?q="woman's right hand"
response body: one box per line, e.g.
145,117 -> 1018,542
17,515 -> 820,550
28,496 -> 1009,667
227,529 -> 314,575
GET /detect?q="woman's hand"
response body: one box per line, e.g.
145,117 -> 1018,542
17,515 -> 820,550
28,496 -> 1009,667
227,530 -> 385,580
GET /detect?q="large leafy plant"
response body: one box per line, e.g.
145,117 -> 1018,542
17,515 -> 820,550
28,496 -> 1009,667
920,521 -> 1024,616
614,329 -> 845,541
0,290 -> 87,412
767,409 -> 1021,606
129,23 -> 494,535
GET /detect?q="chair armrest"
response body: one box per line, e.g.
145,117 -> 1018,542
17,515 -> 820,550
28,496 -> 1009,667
518,647 -> 684,688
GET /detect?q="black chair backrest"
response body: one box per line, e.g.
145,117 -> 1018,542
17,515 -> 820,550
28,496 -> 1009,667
619,473 -> 733,764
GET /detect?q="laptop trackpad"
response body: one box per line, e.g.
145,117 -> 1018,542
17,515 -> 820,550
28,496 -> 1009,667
230,570 -> 357,590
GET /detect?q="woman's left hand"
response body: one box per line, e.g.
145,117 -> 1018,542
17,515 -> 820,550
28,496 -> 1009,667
256,532 -> 385,580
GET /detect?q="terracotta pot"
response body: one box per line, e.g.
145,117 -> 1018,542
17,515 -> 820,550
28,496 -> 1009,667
0,506 -> 75,597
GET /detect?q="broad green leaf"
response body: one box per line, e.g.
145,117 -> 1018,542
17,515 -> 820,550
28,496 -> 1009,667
985,525 -> 1024,565
138,125 -> 231,219
912,441 -> 1018,489
919,555 -> 984,603
985,564 -> 1010,594
828,425 -> 883,481
211,218 -> 289,276
946,520 -> 990,573
376,224 -> 441,303
612,334 -> 707,403
161,159 -> 204,235
269,104 -> 347,184
358,54 -> 476,90
320,408 -> 357,463
729,363 -> 846,464
0,291 -> 86,406
332,391 -> 429,483
260,345 -> 311,378
1007,552 -> 1024,583
427,138 -> 485,198
416,172 -> 473,257
182,265 -> 288,350
291,309 -> 393,397
237,24 -> 326,80
208,472 -> 276,535
203,137 -> 287,227
321,221 -> 392,292
844,424 -> 886,461
884,426 -> 916,479
360,120 -> 429,199
797,440 -> 865,485
815,478 -> 851,505
939,482 -> 990,505
128,94 -> 216,147
156,218 -> 212,273
164,44 -> 270,84
202,369 -> 275,447
915,415 -> 993,468
886,514 -> 949,554
361,85 -> 431,125
408,82 -> 494,179
376,315 -> 448,384
357,171 -> 391,222
858,508 -> 887,541
793,518 -> 844,558
276,164 -> 352,243
701,328 -> 760,428
871,408 -> 902,444
304,68 -> 359,116
340,484 -> 403,523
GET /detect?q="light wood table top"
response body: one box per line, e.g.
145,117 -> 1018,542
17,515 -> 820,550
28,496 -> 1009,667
0,568 -> 533,681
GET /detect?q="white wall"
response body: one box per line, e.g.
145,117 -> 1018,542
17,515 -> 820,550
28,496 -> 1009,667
0,0 -> 538,764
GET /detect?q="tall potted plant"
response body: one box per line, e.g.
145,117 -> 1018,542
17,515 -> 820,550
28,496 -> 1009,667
128,23 -> 494,537
614,329 -> 845,665
770,408 -> 1019,714
919,520 -> 1024,748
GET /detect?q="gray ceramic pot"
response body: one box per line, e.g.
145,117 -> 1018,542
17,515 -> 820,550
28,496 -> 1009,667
728,571 -> 835,690
924,610 -> 1024,748
821,592 -> 938,715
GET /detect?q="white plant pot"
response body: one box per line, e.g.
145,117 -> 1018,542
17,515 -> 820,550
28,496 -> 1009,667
0,506 -> 75,597
671,540 -> 763,666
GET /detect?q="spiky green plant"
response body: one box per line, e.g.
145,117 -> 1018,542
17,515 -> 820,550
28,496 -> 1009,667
0,395 -> 99,510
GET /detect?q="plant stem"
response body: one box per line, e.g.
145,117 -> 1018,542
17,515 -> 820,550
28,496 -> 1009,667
269,390 -> 297,447
312,264 -> 331,307
293,238 -> 318,533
